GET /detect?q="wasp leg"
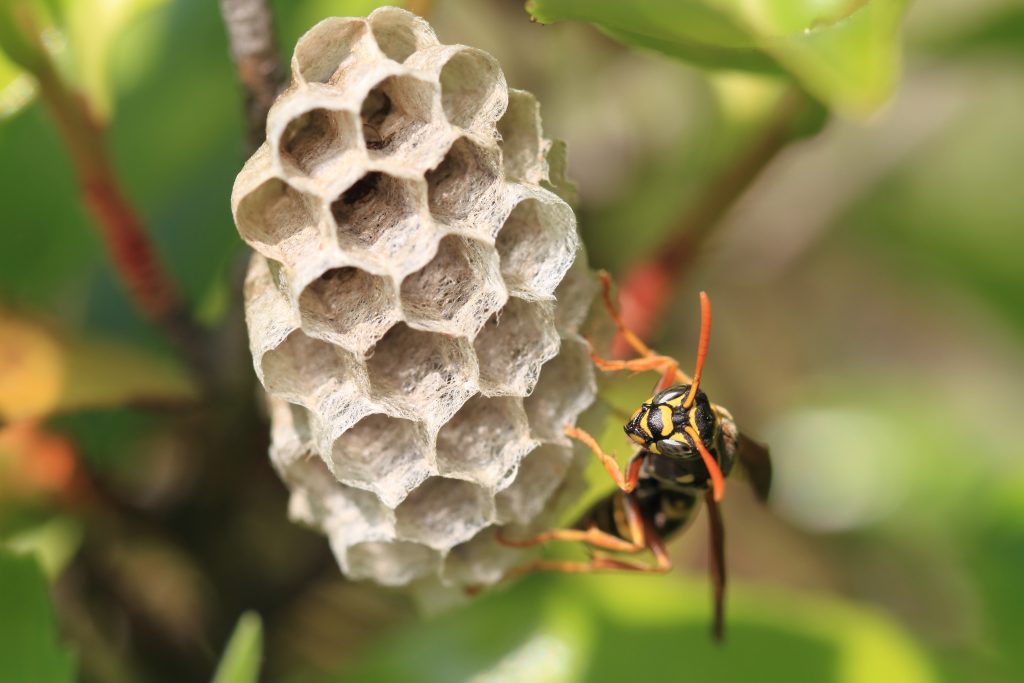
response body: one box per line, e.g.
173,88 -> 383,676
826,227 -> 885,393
498,495 -> 648,553
595,270 -> 691,387
705,489 -> 727,642
507,524 -> 672,578
564,424 -> 644,493
496,526 -> 642,554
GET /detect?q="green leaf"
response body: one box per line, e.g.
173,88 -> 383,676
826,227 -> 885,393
328,574 -> 935,683
526,0 -> 911,116
0,550 -> 76,683
0,314 -> 199,421
4,517 -> 83,580
0,45 -> 34,118
56,0 -> 171,120
211,612 -> 263,683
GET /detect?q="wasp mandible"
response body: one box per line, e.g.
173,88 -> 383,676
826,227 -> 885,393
499,272 -> 772,641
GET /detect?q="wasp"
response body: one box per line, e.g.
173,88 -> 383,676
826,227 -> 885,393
499,272 -> 771,641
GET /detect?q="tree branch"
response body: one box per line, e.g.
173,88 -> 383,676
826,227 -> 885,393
219,0 -> 285,151
1,4 -> 208,379
614,88 -> 817,354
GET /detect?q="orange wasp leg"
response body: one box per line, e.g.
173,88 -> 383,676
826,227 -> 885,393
564,424 -> 644,493
497,492 -> 648,554
505,522 -> 672,578
594,270 -> 691,388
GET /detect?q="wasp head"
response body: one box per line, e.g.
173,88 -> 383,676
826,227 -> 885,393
624,384 -> 717,458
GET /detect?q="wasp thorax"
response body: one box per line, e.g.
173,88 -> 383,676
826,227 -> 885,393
624,384 -> 717,458
234,7 -> 598,597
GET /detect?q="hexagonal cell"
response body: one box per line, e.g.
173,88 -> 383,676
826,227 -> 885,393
495,443 -> 573,526
435,396 -> 536,490
394,477 -> 493,550
541,138 -> 576,203
293,17 -> 369,84
329,171 -> 427,256
343,540 -> 441,586
473,297 -> 559,397
298,266 -> 399,354
284,456 -> 393,544
235,177 -> 324,260
369,7 -> 437,64
259,330 -> 356,406
443,527 -> 521,587
495,196 -> 577,298
524,337 -> 596,442
268,397 -> 314,473
497,89 -> 543,182
553,256 -> 597,336
244,254 -> 300,362
365,323 -> 477,427
400,235 -> 506,336
330,414 -> 433,508
360,74 -> 437,160
278,107 -> 361,179
438,48 -> 506,130
425,137 -> 501,230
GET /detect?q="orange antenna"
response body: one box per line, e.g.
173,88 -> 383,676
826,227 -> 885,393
686,426 -> 725,502
682,291 -> 711,410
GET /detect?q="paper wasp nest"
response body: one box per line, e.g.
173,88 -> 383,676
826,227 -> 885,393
232,7 -> 597,590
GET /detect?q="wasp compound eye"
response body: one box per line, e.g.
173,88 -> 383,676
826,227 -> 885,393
235,7 -> 598,595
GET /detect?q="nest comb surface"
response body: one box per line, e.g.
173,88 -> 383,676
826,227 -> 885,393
233,7 -> 597,590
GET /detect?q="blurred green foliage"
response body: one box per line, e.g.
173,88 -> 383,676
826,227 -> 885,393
2,0 -> 1024,682
527,0 -> 910,116
212,612 -> 263,683
0,550 -> 76,683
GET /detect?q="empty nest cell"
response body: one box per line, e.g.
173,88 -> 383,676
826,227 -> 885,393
343,540 -> 441,586
369,7 -> 436,64
365,323 -> 476,425
439,48 -> 505,130
435,395 -> 535,490
298,267 -> 398,354
443,527 -> 521,587
495,443 -> 573,526
496,196 -> 577,297
524,337 -> 596,443
279,107 -> 361,179
259,330 -> 357,406
330,414 -> 432,507
330,171 -> 423,256
400,234 -> 506,335
473,297 -> 559,397
235,177 -> 323,260
425,136 -> 501,230
293,18 -> 370,84
360,74 -> 436,159
497,90 -> 543,182
394,477 -> 493,549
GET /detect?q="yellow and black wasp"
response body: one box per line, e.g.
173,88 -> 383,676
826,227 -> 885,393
499,272 -> 771,641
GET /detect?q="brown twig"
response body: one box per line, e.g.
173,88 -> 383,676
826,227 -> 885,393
1,5 -> 208,380
614,89 -> 816,354
219,0 -> 285,151
656,87 -> 812,277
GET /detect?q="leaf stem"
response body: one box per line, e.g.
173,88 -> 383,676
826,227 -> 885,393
614,88 -> 818,353
3,5 -> 209,380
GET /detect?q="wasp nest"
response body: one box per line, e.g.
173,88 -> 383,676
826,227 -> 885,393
232,8 -> 597,590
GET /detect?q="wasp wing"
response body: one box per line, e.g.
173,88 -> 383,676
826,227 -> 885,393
737,432 -> 772,503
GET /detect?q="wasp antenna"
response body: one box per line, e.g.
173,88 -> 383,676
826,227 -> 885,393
687,426 -> 725,502
683,291 -> 712,410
